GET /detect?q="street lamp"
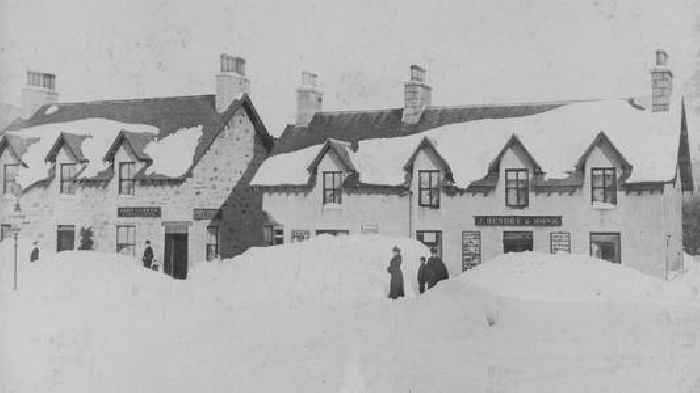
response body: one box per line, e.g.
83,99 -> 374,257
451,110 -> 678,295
9,197 -> 25,291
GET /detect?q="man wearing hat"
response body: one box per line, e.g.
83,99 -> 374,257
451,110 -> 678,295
386,245 -> 405,299
426,247 -> 449,289
142,240 -> 154,269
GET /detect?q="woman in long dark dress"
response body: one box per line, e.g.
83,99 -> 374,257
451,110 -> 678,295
387,246 -> 405,299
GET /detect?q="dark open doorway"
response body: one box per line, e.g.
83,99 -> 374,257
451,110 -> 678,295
164,233 -> 188,279
503,231 -> 533,253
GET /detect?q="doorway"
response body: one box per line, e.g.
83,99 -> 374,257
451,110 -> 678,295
57,225 -> 75,252
164,233 -> 188,280
589,232 -> 621,264
503,231 -> 533,253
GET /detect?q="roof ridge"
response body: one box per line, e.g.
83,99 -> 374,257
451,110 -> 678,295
43,94 -> 215,107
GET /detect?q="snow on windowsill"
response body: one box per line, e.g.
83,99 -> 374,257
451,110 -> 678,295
591,202 -> 617,210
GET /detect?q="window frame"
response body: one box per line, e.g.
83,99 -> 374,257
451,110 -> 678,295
56,225 -> 76,252
322,171 -> 343,205
505,168 -> 529,208
206,225 -> 219,261
417,170 -> 440,208
3,164 -> 19,195
59,163 -> 77,195
118,162 -> 137,196
589,231 -> 621,264
591,167 -> 617,205
116,225 -> 136,256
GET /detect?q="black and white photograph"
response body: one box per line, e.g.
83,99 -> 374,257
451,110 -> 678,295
2,0 -> 700,391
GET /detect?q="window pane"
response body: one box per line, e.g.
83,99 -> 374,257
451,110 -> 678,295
419,172 -> 430,188
207,226 -> 218,243
507,189 -> 517,204
592,172 -> 603,187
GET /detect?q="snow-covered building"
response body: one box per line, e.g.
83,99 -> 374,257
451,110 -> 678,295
252,50 -> 693,279
0,54 -> 274,279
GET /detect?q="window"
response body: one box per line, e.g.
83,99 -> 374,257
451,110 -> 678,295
119,162 -> 136,195
322,171 -> 343,205
57,225 -> 75,252
3,164 -> 19,195
550,231 -> 571,254
291,230 -> 310,242
60,163 -> 77,194
1,224 -> 11,241
503,231 -> 533,253
264,225 -> 284,246
418,170 -> 440,208
505,169 -> 529,207
591,167 -> 617,205
116,225 -> 136,256
416,230 -> 442,257
590,232 -> 621,264
206,226 -> 219,261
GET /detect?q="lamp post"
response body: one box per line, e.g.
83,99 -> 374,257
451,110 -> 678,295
9,197 -> 25,291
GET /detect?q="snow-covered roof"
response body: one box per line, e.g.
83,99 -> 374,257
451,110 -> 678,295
252,98 -> 691,189
0,94 -> 272,190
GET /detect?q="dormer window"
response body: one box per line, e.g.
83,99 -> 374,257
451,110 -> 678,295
119,162 -> 136,195
322,171 -> 342,205
3,164 -> 19,195
418,170 -> 440,208
505,168 -> 529,208
591,167 -> 617,205
60,163 -> 77,194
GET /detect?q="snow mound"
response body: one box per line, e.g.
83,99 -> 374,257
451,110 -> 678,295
143,125 -> 203,177
460,252 -> 690,303
189,234 -> 428,307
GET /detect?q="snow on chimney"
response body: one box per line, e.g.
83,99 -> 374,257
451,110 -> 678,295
651,49 -> 672,112
216,54 -> 250,112
402,65 -> 432,124
295,71 -> 323,127
22,71 -> 58,119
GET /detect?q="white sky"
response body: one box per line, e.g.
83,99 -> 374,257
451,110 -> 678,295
0,0 -> 698,136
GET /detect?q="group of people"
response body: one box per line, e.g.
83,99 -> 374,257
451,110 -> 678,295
387,245 -> 449,299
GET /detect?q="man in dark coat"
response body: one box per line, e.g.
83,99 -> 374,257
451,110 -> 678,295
29,241 -> 39,262
427,247 -> 449,289
387,246 -> 405,299
142,240 -> 154,269
417,256 -> 429,294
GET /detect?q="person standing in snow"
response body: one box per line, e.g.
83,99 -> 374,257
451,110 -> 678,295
387,246 -> 405,299
29,241 -> 40,262
142,240 -> 154,269
417,256 -> 429,294
427,247 -> 449,289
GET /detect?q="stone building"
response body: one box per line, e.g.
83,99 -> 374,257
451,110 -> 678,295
0,54 -> 273,279
252,50 -> 693,279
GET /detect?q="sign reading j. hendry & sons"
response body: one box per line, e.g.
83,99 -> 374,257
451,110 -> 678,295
117,206 -> 162,218
474,216 -> 562,226
193,208 -> 220,221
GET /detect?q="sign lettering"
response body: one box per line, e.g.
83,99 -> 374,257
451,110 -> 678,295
474,216 -> 562,227
193,208 -> 220,221
117,206 -> 161,218
550,231 -> 571,254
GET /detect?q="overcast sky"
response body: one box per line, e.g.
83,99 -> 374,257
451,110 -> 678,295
0,0 -> 698,135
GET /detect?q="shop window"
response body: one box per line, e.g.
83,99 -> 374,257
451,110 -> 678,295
57,225 -> 75,252
503,231 -> 533,253
291,230 -> 310,242
119,162 -> 136,195
505,169 -> 529,208
60,163 -> 77,194
591,167 -> 617,205
323,171 -> 343,205
416,230 -> 442,257
418,170 -> 440,208
116,225 -> 136,256
590,232 -> 621,264
206,226 -> 219,261
3,164 -> 19,195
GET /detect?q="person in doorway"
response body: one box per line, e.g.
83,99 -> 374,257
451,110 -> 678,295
417,256 -> 429,294
427,247 -> 449,289
387,246 -> 405,299
142,240 -> 154,269
29,241 -> 40,262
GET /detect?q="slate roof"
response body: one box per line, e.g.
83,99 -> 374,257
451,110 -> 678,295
45,132 -> 90,162
0,134 -> 38,166
103,130 -> 156,163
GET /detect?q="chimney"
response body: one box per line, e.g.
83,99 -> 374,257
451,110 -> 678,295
295,71 -> 323,127
402,65 -> 432,124
22,71 -> 59,119
216,54 -> 250,112
651,49 -> 672,112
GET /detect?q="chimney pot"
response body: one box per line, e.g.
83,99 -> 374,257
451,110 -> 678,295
402,65 -> 432,125
296,71 -> 323,127
216,54 -> 250,112
22,71 -> 59,118
655,49 -> 668,67
650,50 -> 673,112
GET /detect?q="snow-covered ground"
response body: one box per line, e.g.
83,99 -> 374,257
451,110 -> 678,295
1,235 -> 700,392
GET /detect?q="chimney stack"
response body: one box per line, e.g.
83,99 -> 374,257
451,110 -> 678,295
22,71 -> 58,119
295,71 -> 323,127
216,54 -> 250,112
402,65 -> 432,124
651,49 -> 672,112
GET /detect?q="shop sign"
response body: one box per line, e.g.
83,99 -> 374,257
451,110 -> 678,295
474,216 -> 562,226
117,206 -> 161,218
193,208 -> 220,221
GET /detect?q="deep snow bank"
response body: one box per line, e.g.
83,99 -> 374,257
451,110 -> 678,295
189,234 -> 429,307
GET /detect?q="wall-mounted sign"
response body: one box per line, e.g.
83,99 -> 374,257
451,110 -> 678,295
193,208 -> 220,221
462,231 -> 481,271
361,224 -> 379,234
117,206 -> 161,218
550,231 -> 571,254
474,216 -> 562,227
